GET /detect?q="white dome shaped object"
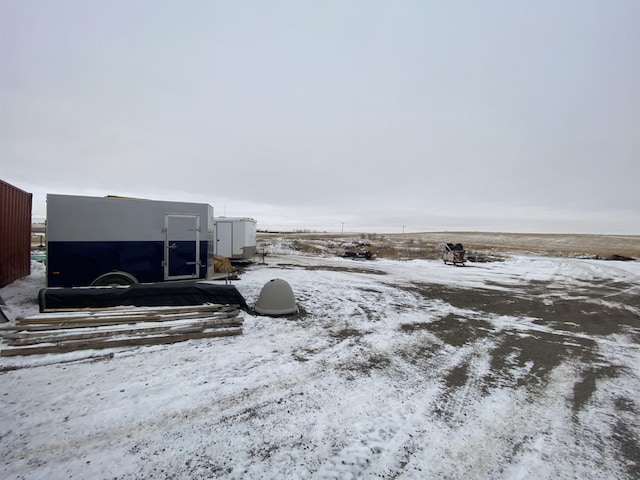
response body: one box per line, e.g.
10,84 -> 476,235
254,278 -> 298,316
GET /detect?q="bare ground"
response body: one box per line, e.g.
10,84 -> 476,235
253,232 -> 640,477
3,232 -> 639,478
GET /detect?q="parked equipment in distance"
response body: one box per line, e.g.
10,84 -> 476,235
443,243 -> 466,266
46,194 -> 215,287
342,250 -> 374,260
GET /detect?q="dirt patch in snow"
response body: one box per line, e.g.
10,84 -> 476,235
409,313 -> 494,347
406,280 -> 639,336
484,330 -> 598,389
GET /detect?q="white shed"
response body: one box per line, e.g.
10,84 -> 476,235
214,217 -> 257,261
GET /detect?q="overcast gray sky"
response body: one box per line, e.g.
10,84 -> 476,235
1,1 -> 639,234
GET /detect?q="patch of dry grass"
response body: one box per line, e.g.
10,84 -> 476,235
259,231 -> 639,260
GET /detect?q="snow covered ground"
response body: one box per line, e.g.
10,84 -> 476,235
1,251 -> 639,479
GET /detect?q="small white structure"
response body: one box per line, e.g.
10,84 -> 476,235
214,217 -> 257,261
254,279 -> 298,316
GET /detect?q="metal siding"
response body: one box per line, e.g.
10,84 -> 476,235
164,215 -> 200,280
0,180 -> 32,287
47,240 -> 210,287
45,194 -> 213,286
232,222 -> 243,257
240,220 -> 257,259
213,217 -> 257,260
47,194 -> 212,242
47,241 -> 165,287
241,219 -> 257,247
206,205 -> 215,277
215,221 -> 233,258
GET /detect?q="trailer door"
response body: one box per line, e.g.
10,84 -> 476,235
164,214 -> 200,280
216,221 -> 233,258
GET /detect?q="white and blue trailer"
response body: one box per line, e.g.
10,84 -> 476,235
46,194 -> 215,287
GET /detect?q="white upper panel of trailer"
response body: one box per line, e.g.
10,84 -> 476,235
47,194 -> 214,242
213,217 -> 256,223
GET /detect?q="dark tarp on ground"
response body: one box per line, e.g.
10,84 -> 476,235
38,281 -> 248,312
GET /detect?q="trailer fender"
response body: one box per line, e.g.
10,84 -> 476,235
91,271 -> 139,287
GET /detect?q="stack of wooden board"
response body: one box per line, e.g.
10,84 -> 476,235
0,304 -> 243,356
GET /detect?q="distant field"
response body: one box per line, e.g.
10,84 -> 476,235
32,225 -> 639,259
258,231 -> 640,260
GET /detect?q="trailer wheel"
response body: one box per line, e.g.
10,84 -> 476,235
91,272 -> 139,287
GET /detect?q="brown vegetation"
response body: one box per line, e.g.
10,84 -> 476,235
258,231 -> 639,260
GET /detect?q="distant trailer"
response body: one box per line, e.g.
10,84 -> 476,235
214,217 -> 257,261
443,243 -> 466,266
46,194 -> 215,287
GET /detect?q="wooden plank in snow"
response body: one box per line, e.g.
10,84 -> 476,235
0,327 -> 243,356
5,318 -> 244,346
21,304 -> 238,322
11,309 -> 241,330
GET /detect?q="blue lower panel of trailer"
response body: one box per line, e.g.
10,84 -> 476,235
47,241 -> 209,287
167,241 -> 201,278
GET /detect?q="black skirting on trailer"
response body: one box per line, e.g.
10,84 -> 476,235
38,281 -> 248,312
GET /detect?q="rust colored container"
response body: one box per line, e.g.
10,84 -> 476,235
0,180 -> 32,287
